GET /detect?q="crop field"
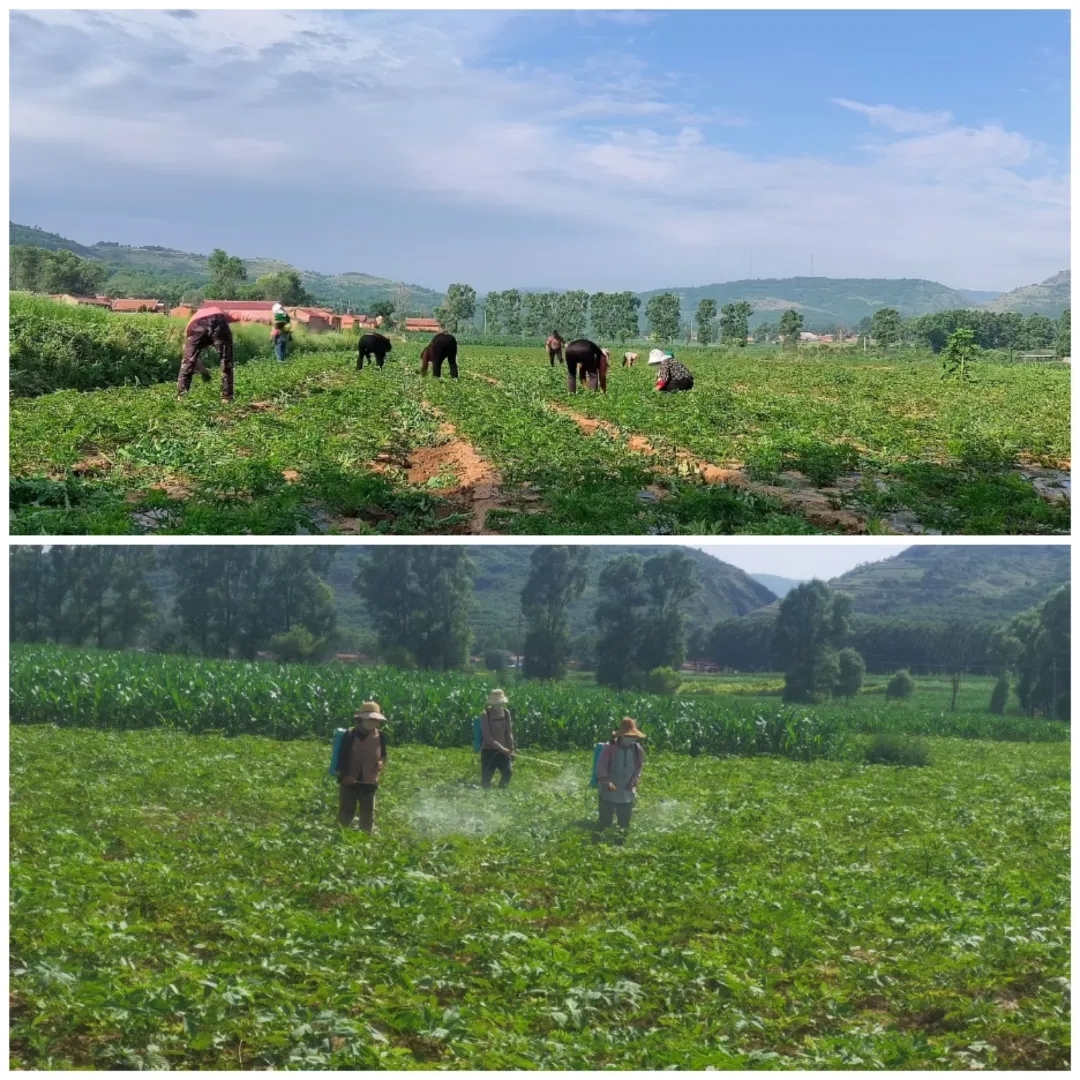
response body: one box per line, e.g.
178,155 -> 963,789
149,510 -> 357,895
10,327 -> 1070,535
11,646 -> 1071,748
10,723 -> 1069,1070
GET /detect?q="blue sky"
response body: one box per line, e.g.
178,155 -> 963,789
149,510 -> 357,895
9,9 -> 1070,292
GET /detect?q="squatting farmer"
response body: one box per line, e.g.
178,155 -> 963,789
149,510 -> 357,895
336,701 -> 389,833
597,717 -> 646,834
271,303 -> 292,362
478,689 -> 516,789
648,348 -> 694,393
177,306 -> 239,402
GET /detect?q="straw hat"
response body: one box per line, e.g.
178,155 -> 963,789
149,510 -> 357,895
353,701 -> 388,723
612,717 -> 646,740
487,689 -> 509,707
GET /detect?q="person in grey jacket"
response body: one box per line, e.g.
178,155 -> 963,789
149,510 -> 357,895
596,717 -> 646,834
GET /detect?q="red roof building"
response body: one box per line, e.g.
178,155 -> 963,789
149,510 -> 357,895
405,317 -> 442,333
110,298 -> 166,314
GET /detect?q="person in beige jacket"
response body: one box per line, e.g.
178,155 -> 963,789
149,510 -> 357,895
478,689 -> 515,789
336,701 -> 389,833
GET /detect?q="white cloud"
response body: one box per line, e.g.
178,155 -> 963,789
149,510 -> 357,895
9,11 -> 1069,290
831,98 -> 953,135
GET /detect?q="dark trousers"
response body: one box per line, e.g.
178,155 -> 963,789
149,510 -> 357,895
179,315 -> 235,401
598,799 -> 633,829
338,781 -> 378,832
432,356 -> 458,379
549,349 -> 562,367
480,749 -> 512,789
568,361 -> 607,393
358,352 -> 387,370
660,375 -> 693,393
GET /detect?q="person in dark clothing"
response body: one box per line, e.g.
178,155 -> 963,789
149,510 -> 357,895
336,701 -> 390,833
648,349 -> 694,392
420,332 -> 459,379
477,688 -> 515,789
564,338 -> 609,393
178,307 -> 239,401
358,332 -> 393,370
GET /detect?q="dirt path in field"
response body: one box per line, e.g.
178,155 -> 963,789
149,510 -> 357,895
546,401 -> 876,534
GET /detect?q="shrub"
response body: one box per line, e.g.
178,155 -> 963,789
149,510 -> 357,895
989,674 -> 1010,715
886,670 -> 915,701
381,646 -> 416,670
485,650 -> 508,672
270,626 -> 319,664
638,667 -> 682,696
865,734 -> 931,767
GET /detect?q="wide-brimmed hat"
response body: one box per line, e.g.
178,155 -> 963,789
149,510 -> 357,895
487,689 -> 509,707
647,348 -> 672,366
272,302 -> 284,314
353,701 -> 388,723
612,717 -> 646,739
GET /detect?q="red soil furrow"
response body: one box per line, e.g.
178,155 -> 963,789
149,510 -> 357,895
546,401 -> 875,535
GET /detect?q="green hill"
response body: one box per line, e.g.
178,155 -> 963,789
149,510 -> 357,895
977,271 -> 1071,318
637,276 -> 977,328
325,546 -> 777,649
824,544 -> 1070,622
9,222 -> 444,313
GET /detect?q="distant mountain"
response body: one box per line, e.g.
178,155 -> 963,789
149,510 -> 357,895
325,546 -> 777,648
9,222 -> 444,313
959,290 -> 1003,304
637,276 -> 977,328
977,271 -> 1070,318
749,574 -> 805,599
827,545 -> 1070,622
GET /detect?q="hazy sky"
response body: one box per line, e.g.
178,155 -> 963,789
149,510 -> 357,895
10,9 -> 1069,292
696,544 -> 909,581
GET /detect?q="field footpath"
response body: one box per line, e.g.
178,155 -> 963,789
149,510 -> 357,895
545,399 -> 876,534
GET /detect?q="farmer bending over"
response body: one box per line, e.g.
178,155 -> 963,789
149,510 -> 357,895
178,306 -> 239,402
597,717 -> 646,836
336,701 -> 389,833
478,689 -> 515,789
648,348 -> 694,393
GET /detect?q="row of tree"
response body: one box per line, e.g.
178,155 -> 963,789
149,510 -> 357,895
9,547 -> 1068,718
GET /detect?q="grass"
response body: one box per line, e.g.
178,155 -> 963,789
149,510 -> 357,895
10,726 -> 1069,1069
10,311 -> 1069,534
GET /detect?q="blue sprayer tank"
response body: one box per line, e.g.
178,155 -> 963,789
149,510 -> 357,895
328,728 -> 348,776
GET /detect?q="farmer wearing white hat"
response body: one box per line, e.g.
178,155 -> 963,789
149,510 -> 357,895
596,717 -> 647,834
336,701 -> 389,832
271,302 -> 292,363
648,349 -> 694,393
478,689 -> 516,789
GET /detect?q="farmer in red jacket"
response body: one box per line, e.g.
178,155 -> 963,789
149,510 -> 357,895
596,717 -> 646,835
336,701 -> 390,833
177,306 -> 240,402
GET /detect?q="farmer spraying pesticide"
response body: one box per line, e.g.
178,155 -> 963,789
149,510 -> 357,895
595,717 -> 646,835
477,689 -> 515,789
335,701 -> 389,833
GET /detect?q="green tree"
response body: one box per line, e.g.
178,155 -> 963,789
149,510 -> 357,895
613,291 -> 641,341
989,674 -> 1010,714
501,289 -> 524,336
356,548 -> 475,671
590,293 -> 619,341
484,292 -> 502,335
870,307 -> 903,347
1054,308 -> 1070,358
105,548 -> 158,648
10,246 -> 48,293
773,580 -> 853,703
521,546 -> 590,680
719,301 -> 753,347
523,292 -> 556,337
646,292 -> 682,342
695,298 -> 718,345
270,626 -> 318,663
10,546 -> 49,642
1011,584 -> 1070,720
941,327 -> 978,382
554,290 -> 589,339
206,249 -> 247,300
435,283 -> 477,334
834,647 -> 866,700
637,550 -> 699,672
886,669 -> 915,701
248,270 -> 312,306
594,555 -> 647,690
778,308 -> 804,349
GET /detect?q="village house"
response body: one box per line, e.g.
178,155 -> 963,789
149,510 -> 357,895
109,298 -> 166,314
404,317 -> 442,333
